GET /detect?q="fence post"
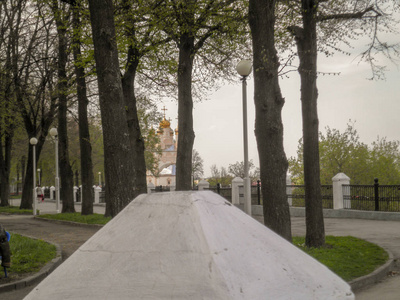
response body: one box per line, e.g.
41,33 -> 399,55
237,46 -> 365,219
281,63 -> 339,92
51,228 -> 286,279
94,186 -> 101,203
147,182 -> 155,194
232,177 -> 243,205
198,180 -> 210,191
374,178 -> 379,211
286,175 -> 292,206
257,180 -> 261,205
50,186 -> 55,200
332,173 -> 350,209
73,186 -> 78,202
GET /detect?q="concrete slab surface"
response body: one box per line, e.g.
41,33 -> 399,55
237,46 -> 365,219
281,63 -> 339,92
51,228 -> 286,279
24,191 -> 353,300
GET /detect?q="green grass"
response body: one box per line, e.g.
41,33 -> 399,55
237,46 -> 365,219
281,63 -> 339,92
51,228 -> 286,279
0,205 -> 33,215
293,236 -> 389,281
37,212 -> 111,225
0,233 -> 57,280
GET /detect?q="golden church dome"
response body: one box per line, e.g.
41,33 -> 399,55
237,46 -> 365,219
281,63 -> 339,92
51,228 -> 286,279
160,118 -> 170,129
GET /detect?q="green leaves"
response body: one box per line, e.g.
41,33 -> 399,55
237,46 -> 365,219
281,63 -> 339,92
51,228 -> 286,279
289,121 -> 400,185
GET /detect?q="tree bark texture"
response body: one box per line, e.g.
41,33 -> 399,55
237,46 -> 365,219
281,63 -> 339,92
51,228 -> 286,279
0,131 -> 12,206
249,0 -> 292,241
53,4 -> 75,213
87,0 -> 136,217
292,0 -> 325,247
176,34 -> 195,191
20,139 -> 45,209
121,50 -> 147,197
73,3 -> 94,215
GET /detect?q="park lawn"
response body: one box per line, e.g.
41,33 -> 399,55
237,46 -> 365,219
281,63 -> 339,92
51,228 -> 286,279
0,205 -> 32,215
37,212 -> 111,225
0,233 -> 57,282
293,236 -> 389,281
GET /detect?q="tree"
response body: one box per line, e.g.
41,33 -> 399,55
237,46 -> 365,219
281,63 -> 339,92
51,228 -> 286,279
151,0 -> 249,191
192,149 -> 204,186
370,137 -> 400,184
287,0 -> 397,247
319,123 -> 370,185
289,123 -> 370,185
228,160 -> 256,179
0,0 -> 21,206
72,0 -> 94,215
208,164 -> 232,187
50,0 -> 75,213
289,123 -> 400,185
86,0 -> 141,217
249,0 -> 292,241
9,0 -> 58,210
117,0 -> 162,196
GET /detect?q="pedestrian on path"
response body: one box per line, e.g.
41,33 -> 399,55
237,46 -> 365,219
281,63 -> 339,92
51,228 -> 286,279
36,186 -> 44,202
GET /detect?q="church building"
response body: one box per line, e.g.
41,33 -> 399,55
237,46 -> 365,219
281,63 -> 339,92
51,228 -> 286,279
146,108 -> 178,188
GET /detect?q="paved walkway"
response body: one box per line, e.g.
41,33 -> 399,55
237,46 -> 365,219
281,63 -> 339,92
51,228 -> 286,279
0,200 -> 399,299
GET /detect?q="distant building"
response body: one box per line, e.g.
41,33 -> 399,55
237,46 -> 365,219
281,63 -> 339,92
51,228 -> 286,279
146,109 -> 178,188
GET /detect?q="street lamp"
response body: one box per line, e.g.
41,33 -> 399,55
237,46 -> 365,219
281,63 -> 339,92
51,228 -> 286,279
50,128 -> 60,213
30,137 -> 38,216
236,60 -> 252,215
37,169 -> 41,186
98,172 -> 101,186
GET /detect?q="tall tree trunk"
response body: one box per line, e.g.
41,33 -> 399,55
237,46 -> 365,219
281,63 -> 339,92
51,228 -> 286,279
120,0 -> 147,197
21,156 -> 25,192
290,0 -> 325,247
20,141 -> 45,209
87,0 -> 136,217
73,2 -> 94,215
249,0 -> 292,241
176,34 -> 195,191
53,2 -> 75,213
21,145 -> 35,209
121,54 -> 147,196
0,132 -> 12,207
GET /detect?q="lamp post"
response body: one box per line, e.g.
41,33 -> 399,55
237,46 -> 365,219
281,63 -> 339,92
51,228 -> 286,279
236,60 -> 252,216
98,172 -> 101,186
50,128 -> 60,213
30,138 -> 38,216
37,169 -> 41,186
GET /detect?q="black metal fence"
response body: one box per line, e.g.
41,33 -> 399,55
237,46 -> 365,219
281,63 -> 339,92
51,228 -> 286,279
206,181 -> 262,204
343,179 -> 400,212
44,187 -> 50,199
206,185 -> 233,203
288,185 -> 333,209
151,186 -> 171,193
99,191 -> 106,203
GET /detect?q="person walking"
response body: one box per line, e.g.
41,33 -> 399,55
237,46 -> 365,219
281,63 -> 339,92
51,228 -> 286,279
36,186 -> 44,202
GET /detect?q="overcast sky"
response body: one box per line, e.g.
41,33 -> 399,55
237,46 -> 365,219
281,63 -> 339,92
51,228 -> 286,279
157,39 -> 400,178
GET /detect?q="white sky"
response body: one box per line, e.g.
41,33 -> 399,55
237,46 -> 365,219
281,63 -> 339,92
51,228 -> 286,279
157,44 -> 400,178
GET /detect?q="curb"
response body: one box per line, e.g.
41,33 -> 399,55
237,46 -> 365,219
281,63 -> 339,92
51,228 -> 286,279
0,236 -> 62,293
349,247 -> 396,291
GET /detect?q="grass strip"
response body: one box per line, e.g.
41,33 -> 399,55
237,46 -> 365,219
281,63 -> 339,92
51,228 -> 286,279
37,212 -> 111,225
9,234 -> 57,273
293,236 -> 389,281
0,205 -> 32,215
0,233 -> 57,283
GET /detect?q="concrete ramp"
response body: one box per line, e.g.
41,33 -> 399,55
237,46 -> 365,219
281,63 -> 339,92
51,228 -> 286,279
25,191 -> 354,299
